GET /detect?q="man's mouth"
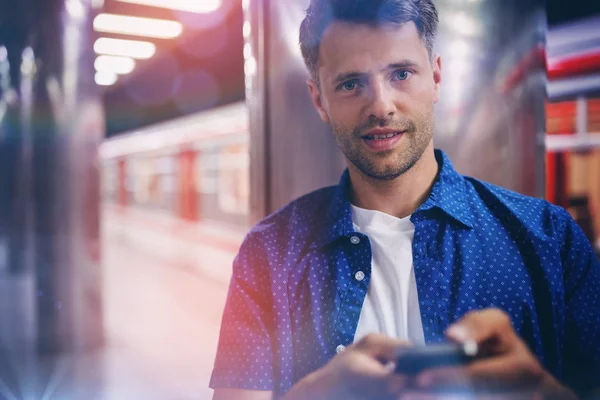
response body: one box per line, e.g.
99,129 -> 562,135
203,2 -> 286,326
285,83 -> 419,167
362,130 -> 406,140
363,131 -> 404,140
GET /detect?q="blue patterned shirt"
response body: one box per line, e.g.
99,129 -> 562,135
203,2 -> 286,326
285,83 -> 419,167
210,150 -> 600,395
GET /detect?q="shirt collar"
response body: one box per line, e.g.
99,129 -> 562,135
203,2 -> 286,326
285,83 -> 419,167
312,149 -> 474,249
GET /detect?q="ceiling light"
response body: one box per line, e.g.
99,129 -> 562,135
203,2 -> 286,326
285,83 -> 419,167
93,13 -> 183,39
94,38 -> 156,59
115,0 -> 221,13
95,71 -> 118,86
95,55 -> 136,75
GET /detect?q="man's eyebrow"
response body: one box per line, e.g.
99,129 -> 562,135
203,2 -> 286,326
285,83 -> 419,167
387,60 -> 419,70
331,71 -> 367,85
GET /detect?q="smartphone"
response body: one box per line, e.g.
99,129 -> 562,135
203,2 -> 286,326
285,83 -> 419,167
394,341 -> 479,375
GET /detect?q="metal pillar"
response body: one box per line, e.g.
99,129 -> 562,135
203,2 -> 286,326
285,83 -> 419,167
0,0 -> 104,358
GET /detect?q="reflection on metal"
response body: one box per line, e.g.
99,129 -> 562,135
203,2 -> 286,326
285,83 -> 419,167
0,0 -> 104,359
246,0 -> 548,218
0,46 -> 9,122
32,0 -> 105,354
434,0 -> 547,198
244,0 -> 271,223
20,47 -> 35,77
246,0 -> 346,220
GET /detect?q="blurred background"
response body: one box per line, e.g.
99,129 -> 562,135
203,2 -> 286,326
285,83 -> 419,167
0,0 -> 599,398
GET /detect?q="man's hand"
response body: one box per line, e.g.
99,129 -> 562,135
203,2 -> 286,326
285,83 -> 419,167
284,334 -> 410,400
412,308 -> 577,400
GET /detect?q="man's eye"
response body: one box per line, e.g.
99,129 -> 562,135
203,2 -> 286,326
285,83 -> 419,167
341,81 -> 357,91
393,70 -> 412,81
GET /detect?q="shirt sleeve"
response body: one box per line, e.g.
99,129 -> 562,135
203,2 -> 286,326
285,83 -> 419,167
209,232 -> 276,391
554,206 -> 600,394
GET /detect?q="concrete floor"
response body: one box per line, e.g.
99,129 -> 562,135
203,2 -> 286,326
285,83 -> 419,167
0,205 -> 244,400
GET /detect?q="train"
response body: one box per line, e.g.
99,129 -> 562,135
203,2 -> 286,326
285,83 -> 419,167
100,101 -> 250,229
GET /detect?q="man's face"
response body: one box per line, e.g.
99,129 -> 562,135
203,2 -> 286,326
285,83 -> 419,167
308,21 -> 442,180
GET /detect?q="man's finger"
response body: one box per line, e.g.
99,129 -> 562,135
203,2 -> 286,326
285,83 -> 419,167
446,309 -> 515,350
353,333 -> 410,362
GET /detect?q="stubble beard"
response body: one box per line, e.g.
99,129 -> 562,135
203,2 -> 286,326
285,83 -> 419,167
330,107 -> 435,181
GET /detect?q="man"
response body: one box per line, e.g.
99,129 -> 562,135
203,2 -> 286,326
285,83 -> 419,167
211,0 -> 600,398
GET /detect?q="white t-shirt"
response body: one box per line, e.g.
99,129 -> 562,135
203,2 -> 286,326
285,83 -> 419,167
351,205 -> 425,345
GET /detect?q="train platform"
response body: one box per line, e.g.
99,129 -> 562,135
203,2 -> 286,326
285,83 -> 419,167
0,205 -> 245,399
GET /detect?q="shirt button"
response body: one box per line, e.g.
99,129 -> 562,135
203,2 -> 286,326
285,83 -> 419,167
350,236 -> 360,244
336,344 -> 346,354
355,271 -> 365,281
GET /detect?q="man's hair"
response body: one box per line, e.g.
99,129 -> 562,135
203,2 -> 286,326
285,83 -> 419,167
299,0 -> 439,82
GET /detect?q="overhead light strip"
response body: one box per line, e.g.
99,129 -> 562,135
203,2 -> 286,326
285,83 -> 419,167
114,0 -> 222,13
93,13 -> 183,39
95,71 -> 118,86
95,55 -> 136,75
94,38 -> 156,59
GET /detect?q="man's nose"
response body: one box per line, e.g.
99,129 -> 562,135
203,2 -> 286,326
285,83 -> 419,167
367,80 -> 396,123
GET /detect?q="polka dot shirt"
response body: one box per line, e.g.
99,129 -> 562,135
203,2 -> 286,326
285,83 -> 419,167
210,150 -> 600,395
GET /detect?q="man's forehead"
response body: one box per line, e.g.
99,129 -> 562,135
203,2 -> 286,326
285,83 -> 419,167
322,19 -> 419,40
317,20 -> 426,76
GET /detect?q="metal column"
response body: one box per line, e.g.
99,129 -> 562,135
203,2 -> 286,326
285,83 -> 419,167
0,0 -> 104,360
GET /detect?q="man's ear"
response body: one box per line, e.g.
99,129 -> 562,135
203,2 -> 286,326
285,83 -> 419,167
307,79 -> 330,124
432,54 -> 442,104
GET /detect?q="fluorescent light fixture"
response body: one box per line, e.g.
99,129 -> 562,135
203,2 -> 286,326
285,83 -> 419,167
93,13 -> 183,39
95,55 -> 136,75
115,0 -> 221,13
95,71 -> 118,86
94,38 -> 156,59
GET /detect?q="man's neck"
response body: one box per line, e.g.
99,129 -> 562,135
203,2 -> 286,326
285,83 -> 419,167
348,146 -> 439,219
